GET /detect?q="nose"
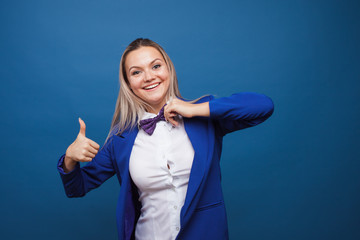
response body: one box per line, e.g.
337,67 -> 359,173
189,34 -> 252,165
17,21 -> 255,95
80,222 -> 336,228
144,70 -> 155,82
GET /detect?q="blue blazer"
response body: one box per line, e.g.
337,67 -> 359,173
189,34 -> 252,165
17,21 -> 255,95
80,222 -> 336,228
58,92 -> 274,240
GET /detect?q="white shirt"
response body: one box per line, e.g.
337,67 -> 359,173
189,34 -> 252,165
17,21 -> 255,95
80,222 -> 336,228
129,112 -> 195,240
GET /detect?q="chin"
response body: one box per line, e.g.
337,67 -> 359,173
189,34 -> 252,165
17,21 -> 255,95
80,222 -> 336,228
145,96 -> 166,107
145,93 -> 166,103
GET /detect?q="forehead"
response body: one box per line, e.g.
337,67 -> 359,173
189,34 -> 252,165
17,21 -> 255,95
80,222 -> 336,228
125,46 -> 165,69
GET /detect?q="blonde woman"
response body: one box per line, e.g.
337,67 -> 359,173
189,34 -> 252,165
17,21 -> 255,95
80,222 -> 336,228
58,38 -> 274,240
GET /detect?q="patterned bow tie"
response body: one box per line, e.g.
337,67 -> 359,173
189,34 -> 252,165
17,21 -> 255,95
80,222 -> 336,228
139,105 -> 166,135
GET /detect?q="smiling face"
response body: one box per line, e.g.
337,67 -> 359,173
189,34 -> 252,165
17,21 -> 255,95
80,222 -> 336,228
125,46 -> 170,114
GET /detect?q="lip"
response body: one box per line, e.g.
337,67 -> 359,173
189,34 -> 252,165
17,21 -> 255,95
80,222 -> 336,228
143,82 -> 161,91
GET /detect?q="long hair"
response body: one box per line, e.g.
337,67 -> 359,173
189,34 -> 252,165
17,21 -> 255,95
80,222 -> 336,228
106,38 -> 181,141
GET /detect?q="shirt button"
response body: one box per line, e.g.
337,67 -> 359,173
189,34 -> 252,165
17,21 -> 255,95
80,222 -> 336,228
176,227 -> 180,231
174,205 -> 177,209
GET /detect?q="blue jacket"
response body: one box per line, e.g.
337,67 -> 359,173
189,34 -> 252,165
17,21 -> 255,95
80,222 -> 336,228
58,92 -> 274,240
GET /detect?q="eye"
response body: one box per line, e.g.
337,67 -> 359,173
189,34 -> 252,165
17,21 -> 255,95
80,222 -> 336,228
131,70 -> 141,76
153,64 -> 161,70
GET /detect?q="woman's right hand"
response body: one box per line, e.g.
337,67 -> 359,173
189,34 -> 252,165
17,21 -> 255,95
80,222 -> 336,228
63,118 -> 100,173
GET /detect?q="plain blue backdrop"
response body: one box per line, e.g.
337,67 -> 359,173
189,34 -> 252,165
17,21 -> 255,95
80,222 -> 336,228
1,0 -> 359,239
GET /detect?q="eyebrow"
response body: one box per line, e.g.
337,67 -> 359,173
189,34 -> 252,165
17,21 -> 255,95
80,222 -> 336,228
128,58 -> 162,72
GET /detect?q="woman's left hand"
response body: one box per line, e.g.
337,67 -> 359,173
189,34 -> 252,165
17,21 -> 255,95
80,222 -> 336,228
164,98 -> 209,127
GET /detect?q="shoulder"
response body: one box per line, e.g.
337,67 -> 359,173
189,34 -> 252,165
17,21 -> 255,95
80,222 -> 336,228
180,95 -> 215,104
209,92 -> 273,107
197,95 -> 214,103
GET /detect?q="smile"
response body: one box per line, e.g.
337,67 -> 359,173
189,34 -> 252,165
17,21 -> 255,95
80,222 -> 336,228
144,83 -> 160,90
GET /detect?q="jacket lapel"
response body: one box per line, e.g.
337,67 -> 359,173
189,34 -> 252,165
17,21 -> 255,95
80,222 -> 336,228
112,128 -> 139,176
112,128 -> 139,240
181,117 -> 212,225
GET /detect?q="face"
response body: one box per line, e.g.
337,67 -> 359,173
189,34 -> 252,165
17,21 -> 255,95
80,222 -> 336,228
125,46 -> 170,114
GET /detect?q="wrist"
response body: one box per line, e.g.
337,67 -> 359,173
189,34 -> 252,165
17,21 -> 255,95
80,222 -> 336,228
192,102 -> 210,117
63,154 -> 77,173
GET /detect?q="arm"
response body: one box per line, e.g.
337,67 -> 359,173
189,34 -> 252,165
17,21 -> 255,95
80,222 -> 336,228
57,118 -> 116,198
209,92 -> 274,135
164,92 -> 274,135
164,99 -> 210,126
57,141 -> 115,198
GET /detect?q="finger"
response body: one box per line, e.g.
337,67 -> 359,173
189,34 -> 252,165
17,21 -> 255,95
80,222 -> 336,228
82,146 -> 98,156
88,139 -> 100,150
164,105 -> 176,120
163,105 -> 170,122
165,112 -> 176,124
170,118 -> 179,127
86,145 -> 99,155
167,115 -> 179,127
168,112 -> 178,118
84,151 -> 96,159
80,156 -> 93,162
78,117 -> 86,136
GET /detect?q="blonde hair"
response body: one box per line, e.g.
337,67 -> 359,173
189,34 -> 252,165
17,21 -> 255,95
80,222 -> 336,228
106,38 -> 181,141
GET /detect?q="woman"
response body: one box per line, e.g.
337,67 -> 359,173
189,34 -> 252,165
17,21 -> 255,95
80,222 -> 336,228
58,38 -> 274,240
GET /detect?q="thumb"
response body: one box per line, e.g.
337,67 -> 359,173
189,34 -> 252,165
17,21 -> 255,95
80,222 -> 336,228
78,117 -> 86,136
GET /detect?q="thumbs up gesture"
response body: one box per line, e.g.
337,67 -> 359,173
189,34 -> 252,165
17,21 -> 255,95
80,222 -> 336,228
63,118 -> 100,172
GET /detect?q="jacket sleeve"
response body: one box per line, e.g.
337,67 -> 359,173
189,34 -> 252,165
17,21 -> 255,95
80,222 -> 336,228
209,92 -> 274,136
57,136 -> 116,198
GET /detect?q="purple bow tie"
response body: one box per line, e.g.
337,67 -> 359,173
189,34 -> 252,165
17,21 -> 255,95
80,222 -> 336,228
139,105 -> 166,135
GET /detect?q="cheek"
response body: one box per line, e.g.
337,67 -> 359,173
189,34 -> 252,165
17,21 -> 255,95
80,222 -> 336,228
129,78 -> 141,90
159,69 -> 170,83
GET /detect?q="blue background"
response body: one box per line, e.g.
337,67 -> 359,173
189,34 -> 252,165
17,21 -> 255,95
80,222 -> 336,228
1,0 -> 359,239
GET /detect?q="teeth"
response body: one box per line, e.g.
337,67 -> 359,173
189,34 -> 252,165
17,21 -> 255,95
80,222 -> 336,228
144,83 -> 159,90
